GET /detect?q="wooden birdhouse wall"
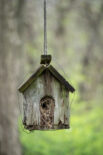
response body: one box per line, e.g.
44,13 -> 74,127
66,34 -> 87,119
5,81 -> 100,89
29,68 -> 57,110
22,70 -> 70,130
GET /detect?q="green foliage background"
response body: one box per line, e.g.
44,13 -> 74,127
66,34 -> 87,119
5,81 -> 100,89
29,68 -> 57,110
20,107 -> 103,155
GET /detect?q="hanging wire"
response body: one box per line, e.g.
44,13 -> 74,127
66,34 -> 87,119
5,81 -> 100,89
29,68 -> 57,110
44,0 -> 47,55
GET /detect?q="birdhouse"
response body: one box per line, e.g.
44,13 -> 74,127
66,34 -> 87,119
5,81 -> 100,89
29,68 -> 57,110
18,55 -> 75,131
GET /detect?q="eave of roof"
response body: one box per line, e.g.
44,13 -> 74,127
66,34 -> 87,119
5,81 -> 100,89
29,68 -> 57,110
18,65 -> 75,93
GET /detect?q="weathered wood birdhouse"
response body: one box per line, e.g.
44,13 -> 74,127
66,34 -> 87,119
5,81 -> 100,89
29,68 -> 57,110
18,0 -> 75,131
18,55 -> 75,131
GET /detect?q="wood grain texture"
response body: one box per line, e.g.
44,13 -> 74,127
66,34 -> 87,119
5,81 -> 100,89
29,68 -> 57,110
22,71 -> 70,130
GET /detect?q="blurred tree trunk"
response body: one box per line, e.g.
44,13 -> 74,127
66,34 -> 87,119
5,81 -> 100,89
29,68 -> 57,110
0,0 -> 27,155
79,1 -> 103,101
0,0 -> 35,154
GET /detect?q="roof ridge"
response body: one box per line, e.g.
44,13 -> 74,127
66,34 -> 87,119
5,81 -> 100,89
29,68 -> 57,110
18,65 -> 75,93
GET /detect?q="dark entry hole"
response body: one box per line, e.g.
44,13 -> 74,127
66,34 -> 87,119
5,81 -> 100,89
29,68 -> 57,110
42,103 -> 46,108
42,102 -> 48,109
40,96 -> 55,129
41,100 -> 50,110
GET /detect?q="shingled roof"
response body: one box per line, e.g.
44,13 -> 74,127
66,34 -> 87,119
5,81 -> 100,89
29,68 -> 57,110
18,65 -> 75,93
